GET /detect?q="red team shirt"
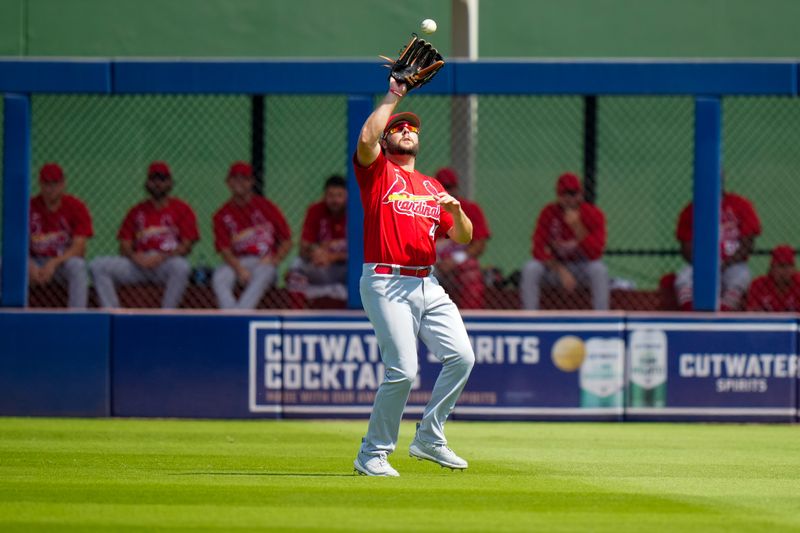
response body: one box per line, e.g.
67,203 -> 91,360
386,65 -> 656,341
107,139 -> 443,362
354,152 -> 454,266
532,203 -> 606,262
29,194 -> 94,257
213,195 -> 291,257
676,193 -> 761,260
301,200 -> 347,258
746,274 -> 800,312
118,198 -> 199,253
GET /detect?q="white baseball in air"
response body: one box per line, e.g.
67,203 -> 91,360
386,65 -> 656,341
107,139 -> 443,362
420,19 -> 437,34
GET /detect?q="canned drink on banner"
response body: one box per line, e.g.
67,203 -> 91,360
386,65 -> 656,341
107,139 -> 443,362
627,329 -> 668,407
579,337 -> 625,408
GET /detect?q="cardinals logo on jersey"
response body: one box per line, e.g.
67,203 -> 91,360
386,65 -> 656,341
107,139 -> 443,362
381,171 -> 441,220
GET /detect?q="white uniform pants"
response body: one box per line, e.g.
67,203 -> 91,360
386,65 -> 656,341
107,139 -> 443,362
358,264 -> 475,457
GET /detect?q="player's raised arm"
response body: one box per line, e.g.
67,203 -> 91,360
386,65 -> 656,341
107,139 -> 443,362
356,78 -> 408,168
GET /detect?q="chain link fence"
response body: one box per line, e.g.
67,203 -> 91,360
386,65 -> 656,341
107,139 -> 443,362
2,92 -> 799,310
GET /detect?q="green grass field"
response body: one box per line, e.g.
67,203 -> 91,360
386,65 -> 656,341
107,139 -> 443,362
1,418 -> 799,532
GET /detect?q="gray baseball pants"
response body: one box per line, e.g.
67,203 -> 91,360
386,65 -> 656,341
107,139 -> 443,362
358,263 -> 475,458
520,259 -> 610,310
287,257 -> 348,299
674,262 -> 751,309
89,255 -> 191,308
1,256 -> 89,308
212,255 -> 276,309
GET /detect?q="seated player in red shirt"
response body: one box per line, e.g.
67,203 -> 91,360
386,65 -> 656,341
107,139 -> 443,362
286,175 -> 348,305
90,161 -> 199,308
745,245 -> 800,312
211,162 -> 292,309
674,182 -> 761,311
433,167 -> 491,309
519,172 -> 609,310
3,163 -> 94,307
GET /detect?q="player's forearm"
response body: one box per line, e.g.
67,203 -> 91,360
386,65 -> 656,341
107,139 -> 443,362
53,238 -> 87,266
359,90 -> 404,148
220,249 -> 242,270
172,239 -> 194,257
449,210 -> 473,245
329,250 -> 348,263
544,259 -> 567,274
272,240 -> 292,264
570,223 -> 589,242
119,240 -> 135,258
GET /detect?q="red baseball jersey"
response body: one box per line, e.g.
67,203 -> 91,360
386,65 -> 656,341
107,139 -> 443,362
301,200 -> 347,257
532,202 -> 606,261
676,193 -> 761,260
29,194 -> 93,257
213,195 -> 291,257
354,152 -> 454,266
118,198 -> 199,253
746,274 -> 800,312
436,197 -> 490,259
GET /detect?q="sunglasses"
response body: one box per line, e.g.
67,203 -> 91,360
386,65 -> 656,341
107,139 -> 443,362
148,173 -> 171,181
386,123 -> 419,135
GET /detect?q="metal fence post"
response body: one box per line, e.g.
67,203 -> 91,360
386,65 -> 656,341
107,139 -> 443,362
692,96 -> 722,311
1,93 -> 32,308
346,96 -> 373,310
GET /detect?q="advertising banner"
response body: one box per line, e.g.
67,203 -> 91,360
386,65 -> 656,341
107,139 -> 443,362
454,316 -> 625,420
626,317 -> 798,421
249,314 -> 626,420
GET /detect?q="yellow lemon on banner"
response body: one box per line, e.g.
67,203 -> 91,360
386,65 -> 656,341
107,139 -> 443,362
551,335 -> 586,372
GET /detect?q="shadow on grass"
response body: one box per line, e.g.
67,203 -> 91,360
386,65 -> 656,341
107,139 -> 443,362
170,471 -> 355,477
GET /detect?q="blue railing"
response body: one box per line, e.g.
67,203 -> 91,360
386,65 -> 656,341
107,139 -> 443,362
3,59 -> 799,310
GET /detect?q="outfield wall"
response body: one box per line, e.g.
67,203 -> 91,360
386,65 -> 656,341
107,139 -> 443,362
1,310 -> 797,423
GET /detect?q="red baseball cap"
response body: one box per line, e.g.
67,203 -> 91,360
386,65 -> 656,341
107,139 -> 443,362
435,167 -> 459,187
148,161 -> 171,177
228,161 -> 253,178
383,112 -> 421,137
39,163 -> 64,183
556,173 -> 582,194
771,245 -> 795,266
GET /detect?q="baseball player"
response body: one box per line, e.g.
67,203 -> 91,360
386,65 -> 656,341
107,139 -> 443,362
211,161 -> 292,310
745,245 -> 800,312
90,161 -> 198,308
674,185 -> 761,311
352,75 -> 476,477
520,173 -> 609,310
10,163 -> 93,307
286,175 -> 348,305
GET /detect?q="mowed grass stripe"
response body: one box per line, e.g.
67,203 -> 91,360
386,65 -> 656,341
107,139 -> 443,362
1,418 -> 799,532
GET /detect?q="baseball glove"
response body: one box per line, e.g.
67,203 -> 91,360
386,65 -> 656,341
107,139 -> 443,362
380,34 -> 444,91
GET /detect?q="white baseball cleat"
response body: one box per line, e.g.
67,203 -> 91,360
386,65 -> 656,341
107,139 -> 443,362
409,438 -> 468,470
353,453 -> 400,477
